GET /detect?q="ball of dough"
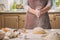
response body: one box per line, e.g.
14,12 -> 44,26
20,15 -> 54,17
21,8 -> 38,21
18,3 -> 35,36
32,27 -> 46,34
1,28 -> 11,32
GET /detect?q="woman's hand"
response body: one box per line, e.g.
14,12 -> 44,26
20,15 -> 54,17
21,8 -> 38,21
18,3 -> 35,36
28,7 -> 41,17
34,9 -> 41,17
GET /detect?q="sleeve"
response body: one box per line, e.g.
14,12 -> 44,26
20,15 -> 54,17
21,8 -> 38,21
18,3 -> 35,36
46,0 -> 52,7
23,0 -> 30,11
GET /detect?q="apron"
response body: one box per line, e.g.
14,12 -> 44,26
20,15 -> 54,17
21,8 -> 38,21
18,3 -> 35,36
24,0 -> 51,29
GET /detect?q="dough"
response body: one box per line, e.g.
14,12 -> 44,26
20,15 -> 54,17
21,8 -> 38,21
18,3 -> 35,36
32,27 -> 46,34
1,28 -> 11,32
0,30 -> 5,39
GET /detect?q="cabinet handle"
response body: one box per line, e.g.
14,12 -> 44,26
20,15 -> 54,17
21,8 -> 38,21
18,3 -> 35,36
23,20 -> 25,22
50,20 -> 52,22
54,17 -> 56,21
0,14 -> 2,15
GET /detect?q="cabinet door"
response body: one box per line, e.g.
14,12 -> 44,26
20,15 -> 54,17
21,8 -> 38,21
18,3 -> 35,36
2,14 -> 19,29
19,14 -> 26,28
54,14 -> 60,29
49,14 -> 55,29
0,14 -> 2,28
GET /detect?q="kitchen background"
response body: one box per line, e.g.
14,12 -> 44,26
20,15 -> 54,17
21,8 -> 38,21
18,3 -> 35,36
0,0 -> 60,12
0,0 -> 60,29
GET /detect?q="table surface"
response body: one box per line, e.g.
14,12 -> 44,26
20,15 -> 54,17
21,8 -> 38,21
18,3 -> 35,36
9,29 -> 60,40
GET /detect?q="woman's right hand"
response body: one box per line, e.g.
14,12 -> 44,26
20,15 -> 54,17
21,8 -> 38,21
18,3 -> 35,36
34,9 -> 40,17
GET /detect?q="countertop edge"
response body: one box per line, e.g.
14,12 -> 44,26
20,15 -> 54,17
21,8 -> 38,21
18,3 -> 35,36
0,12 -> 60,14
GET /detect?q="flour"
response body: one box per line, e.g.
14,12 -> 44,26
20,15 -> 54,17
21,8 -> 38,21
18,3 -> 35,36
44,32 -> 60,40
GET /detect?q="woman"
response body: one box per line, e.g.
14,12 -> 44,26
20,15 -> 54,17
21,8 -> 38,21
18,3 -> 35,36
24,0 -> 52,29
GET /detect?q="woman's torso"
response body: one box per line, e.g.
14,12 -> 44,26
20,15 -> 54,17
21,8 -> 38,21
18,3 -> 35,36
25,0 -> 51,29
28,0 -> 48,9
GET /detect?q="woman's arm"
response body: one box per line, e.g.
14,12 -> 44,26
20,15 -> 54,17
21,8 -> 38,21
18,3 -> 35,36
40,0 -> 52,14
23,0 -> 35,15
28,7 -> 36,14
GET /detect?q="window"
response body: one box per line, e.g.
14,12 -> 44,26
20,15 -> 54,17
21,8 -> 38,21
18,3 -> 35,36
52,0 -> 60,9
55,0 -> 60,7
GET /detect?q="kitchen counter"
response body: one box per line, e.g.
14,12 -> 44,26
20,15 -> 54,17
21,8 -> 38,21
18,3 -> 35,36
0,9 -> 26,14
0,9 -> 60,14
0,11 -> 26,14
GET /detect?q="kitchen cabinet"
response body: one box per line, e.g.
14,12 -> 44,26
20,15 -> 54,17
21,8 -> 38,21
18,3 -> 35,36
0,13 -> 26,29
49,13 -> 55,29
19,14 -> 26,28
0,12 -> 60,29
2,14 -> 19,29
54,14 -> 60,29
49,13 -> 60,29
0,14 -> 2,28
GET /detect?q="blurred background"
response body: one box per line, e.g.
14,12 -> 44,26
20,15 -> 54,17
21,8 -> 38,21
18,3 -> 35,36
0,0 -> 60,11
0,0 -> 60,29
